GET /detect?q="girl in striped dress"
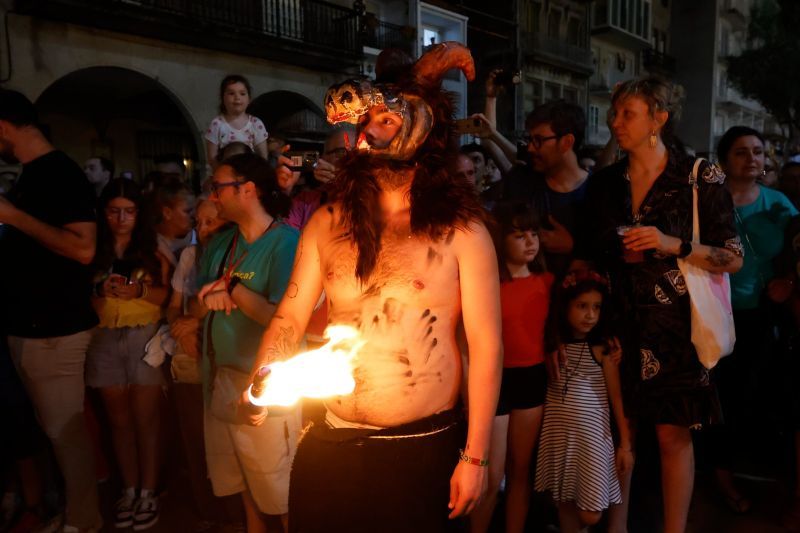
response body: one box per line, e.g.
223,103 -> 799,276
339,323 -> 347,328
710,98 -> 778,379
535,271 -> 632,532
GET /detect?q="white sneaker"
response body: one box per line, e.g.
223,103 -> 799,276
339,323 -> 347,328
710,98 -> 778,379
132,495 -> 159,531
114,488 -> 137,528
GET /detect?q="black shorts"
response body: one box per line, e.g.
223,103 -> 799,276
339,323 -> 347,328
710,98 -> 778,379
289,410 -> 464,533
496,364 -> 547,416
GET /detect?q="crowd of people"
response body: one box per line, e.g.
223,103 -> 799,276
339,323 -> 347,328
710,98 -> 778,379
1,41 -> 800,533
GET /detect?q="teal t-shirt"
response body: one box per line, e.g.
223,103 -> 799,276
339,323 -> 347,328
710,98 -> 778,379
199,223 -> 299,374
731,185 -> 798,309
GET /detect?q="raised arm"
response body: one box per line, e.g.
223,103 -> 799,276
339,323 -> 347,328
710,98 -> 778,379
448,220 -> 503,518
0,196 -> 96,265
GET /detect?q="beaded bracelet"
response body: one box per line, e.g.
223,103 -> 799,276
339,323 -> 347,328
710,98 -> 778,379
459,449 -> 489,467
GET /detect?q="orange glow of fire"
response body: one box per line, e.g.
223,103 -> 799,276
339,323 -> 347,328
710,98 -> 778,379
248,325 -> 364,407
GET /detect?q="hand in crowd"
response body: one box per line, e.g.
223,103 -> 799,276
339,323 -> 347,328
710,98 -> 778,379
276,145 -> 301,194
313,157 -> 337,184
240,388 -> 269,426
170,315 -> 201,359
103,275 -> 143,300
604,337 -> 623,365
616,447 -> 634,477
198,280 -> 237,315
448,459 -> 487,519
539,215 -> 574,254
468,113 -> 496,140
767,277 -> 795,303
485,68 -> 505,98
545,345 -> 568,382
622,225 -> 680,255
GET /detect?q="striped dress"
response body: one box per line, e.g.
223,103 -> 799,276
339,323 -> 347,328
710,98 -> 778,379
534,341 -> 621,511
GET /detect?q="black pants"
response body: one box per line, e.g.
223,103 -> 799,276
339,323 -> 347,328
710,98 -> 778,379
288,411 -> 464,533
707,307 -> 776,469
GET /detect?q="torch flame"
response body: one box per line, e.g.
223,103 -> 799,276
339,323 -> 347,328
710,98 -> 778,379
248,325 -> 364,407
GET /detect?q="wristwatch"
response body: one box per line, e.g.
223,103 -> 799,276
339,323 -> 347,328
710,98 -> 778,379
678,240 -> 692,258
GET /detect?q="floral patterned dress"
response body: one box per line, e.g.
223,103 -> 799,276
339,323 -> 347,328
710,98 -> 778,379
581,154 -> 742,427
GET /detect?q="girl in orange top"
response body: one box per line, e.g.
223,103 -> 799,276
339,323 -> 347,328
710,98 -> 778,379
471,202 -> 553,533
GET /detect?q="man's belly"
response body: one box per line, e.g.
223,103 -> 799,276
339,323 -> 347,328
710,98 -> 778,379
325,347 -> 460,427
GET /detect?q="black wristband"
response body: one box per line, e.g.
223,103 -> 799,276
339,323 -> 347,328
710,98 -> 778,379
227,276 -> 241,295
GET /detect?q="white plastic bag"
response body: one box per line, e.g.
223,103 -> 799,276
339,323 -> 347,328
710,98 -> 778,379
677,158 -> 736,370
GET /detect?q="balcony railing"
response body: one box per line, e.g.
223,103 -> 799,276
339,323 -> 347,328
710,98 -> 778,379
522,31 -> 594,76
642,48 -> 676,74
362,17 -> 414,54
16,0 -> 363,71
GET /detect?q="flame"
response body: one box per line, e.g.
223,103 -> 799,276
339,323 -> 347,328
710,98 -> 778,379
248,325 -> 364,407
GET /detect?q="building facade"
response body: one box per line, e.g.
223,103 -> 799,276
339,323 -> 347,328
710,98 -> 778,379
671,0 -> 780,157
518,0 -> 593,134
587,0 -> 653,147
0,0 -> 469,182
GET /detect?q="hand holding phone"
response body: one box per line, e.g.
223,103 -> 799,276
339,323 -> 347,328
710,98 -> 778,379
455,118 -> 484,135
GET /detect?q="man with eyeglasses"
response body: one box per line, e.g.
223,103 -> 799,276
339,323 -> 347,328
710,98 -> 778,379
508,100 -> 590,277
0,89 -> 101,532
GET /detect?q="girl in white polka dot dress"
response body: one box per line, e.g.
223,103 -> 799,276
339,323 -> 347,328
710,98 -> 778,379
205,74 -> 268,170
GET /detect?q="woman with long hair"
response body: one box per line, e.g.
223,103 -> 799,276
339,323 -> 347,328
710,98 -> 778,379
87,178 -> 170,530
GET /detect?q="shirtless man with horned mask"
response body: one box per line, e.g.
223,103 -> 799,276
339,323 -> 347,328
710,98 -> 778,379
244,43 -> 502,533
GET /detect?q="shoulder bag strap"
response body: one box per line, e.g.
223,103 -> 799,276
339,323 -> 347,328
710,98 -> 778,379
206,234 -> 237,391
690,158 -> 704,243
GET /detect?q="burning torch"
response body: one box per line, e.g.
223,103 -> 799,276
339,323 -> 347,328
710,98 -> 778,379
246,325 -> 365,409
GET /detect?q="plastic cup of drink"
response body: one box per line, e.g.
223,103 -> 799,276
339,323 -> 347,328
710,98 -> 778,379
617,225 -> 644,263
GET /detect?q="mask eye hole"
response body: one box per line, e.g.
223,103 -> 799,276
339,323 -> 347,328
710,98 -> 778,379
340,91 -> 353,104
325,94 -> 334,106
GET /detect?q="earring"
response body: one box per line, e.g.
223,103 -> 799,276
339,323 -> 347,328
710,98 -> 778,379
761,169 -> 767,177
649,131 -> 657,148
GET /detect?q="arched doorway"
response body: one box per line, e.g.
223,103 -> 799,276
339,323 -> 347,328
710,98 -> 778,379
35,66 -> 201,187
248,90 -> 331,150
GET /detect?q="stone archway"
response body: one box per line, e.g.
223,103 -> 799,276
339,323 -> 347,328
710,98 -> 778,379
35,66 -> 201,186
248,90 -> 331,149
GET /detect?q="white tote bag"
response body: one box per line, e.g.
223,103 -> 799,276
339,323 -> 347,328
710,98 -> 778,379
677,158 -> 736,370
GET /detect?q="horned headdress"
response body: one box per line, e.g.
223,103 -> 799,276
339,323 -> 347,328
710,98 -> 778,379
324,42 -> 475,161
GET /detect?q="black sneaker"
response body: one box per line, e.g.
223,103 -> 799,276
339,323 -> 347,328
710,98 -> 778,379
132,495 -> 158,531
114,490 -> 137,528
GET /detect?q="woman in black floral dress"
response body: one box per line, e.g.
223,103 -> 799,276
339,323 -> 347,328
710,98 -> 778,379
580,77 -> 743,533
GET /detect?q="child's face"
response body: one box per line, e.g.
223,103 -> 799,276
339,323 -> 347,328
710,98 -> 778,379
567,290 -> 602,338
223,82 -> 250,115
196,200 -> 225,245
504,228 -> 539,267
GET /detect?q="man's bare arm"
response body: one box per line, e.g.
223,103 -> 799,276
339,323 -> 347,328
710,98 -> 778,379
248,209 -> 326,381
449,221 -> 503,518
0,196 -> 96,264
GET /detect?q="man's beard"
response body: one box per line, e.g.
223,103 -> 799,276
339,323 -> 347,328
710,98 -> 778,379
372,159 -> 415,191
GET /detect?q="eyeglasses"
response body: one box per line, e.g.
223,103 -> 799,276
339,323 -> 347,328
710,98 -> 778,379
524,134 -> 562,149
210,180 -> 242,194
105,207 -> 138,218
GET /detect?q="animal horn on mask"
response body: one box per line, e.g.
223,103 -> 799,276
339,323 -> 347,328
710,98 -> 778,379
412,42 -> 476,89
